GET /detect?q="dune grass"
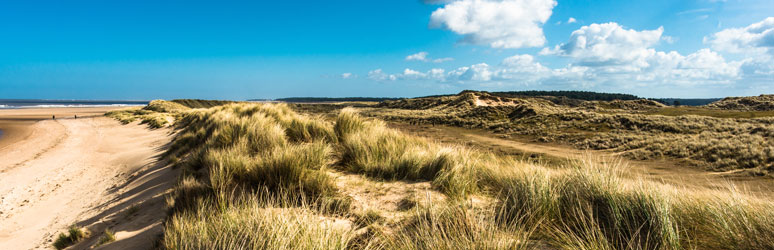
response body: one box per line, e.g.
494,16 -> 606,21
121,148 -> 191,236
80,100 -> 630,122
362,91 -> 774,174
108,101 -> 774,249
376,201 -> 536,250
164,195 -> 356,250
53,226 -> 86,250
96,229 -> 116,246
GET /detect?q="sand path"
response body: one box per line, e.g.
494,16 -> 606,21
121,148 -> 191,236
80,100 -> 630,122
0,116 -> 173,249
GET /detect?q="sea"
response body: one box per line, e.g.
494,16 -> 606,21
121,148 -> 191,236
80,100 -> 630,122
0,99 -> 148,109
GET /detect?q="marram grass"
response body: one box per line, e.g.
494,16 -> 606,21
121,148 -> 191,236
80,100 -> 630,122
108,101 -> 774,249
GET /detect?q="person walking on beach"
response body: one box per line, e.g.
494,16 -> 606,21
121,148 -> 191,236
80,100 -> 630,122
52,115 -> 55,120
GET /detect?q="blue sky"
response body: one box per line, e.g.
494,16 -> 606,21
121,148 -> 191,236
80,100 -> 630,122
0,0 -> 772,100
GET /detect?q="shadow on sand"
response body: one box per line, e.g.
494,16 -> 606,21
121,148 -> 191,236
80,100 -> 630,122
67,141 -> 177,250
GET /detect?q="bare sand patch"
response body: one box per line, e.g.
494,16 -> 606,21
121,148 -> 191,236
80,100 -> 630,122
0,108 -> 173,249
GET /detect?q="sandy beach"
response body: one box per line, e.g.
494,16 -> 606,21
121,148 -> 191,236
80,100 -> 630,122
0,107 -> 175,249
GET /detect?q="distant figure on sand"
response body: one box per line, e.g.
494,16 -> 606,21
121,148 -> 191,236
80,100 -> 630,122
74,115 -> 77,119
52,115 -> 55,120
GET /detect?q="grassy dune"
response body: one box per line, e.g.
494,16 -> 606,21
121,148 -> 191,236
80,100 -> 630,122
365,91 -> 774,174
109,101 -> 774,249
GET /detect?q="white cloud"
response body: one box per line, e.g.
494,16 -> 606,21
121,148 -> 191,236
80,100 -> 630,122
501,54 -> 549,74
541,23 -> 741,86
401,68 -> 427,79
706,17 -> 774,81
406,52 -> 454,63
341,73 -> 354,79
367,69 -> 396,81
429,68 -> 447,80
367,68 -> 451,82
662,35 -> 676,44
705,17 -> 774,56
369,23 -> 741,89
543,22 -> 664,66
406,52 -> 429,61
423,0 -> 454,4
363,19 -> 773,95
450,63 -> 494,81
567,17 -> 577,24
429,0 -> 557,49
433,57 -> 455,63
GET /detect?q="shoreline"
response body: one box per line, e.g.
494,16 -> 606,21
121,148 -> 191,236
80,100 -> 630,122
0,107 -> 132,150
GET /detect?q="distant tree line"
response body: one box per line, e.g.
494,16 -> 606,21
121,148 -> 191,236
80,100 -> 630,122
488,90 -> 641,101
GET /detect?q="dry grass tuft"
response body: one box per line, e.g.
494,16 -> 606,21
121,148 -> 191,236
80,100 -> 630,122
53,225 -> 87,250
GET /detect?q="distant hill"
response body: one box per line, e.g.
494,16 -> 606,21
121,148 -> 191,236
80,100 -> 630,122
171,99 -> 235,109
707,95 -> 774,111
271,97 -> 403,103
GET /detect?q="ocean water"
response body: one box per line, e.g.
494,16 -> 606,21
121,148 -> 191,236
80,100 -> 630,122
0,99 -> 148,109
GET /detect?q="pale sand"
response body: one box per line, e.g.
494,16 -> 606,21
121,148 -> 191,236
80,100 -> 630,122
0,108 -> 175,249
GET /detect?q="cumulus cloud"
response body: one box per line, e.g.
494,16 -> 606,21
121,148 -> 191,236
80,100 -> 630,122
367,69 -> 396,81
706,17 -> 774,56
497,54 -> 550,79
706,17 -> 774,78
341,73 -> 354,79
543,22 -> 664,66
367,68 -> 451,81
406,51 -> 454,63
368,55 -> 547,84
540,22 -> 741,86
567,17 -> 577,24
406,52 -> 429,61
449,63 -> 494,81
429,0 -> 557,49
401,68 -> 427,79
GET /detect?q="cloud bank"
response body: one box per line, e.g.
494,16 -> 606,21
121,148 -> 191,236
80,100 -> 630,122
367,19 -> 774,95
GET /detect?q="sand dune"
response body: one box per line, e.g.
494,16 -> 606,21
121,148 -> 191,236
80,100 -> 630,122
0,109 -> 173,249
